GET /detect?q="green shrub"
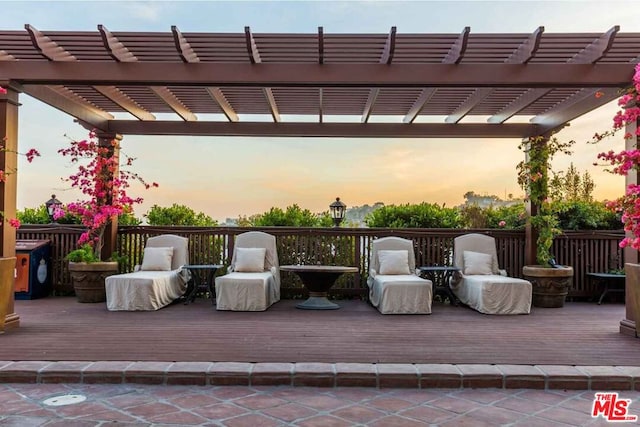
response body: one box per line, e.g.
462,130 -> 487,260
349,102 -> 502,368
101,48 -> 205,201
145,204 -> 217,226
549,200 -> 621,230
16,205 -> 50,224
365,202 -> 461,228
247,204 -> 332,227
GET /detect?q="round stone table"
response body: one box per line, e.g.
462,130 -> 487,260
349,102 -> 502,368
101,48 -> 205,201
280,265 -> 358,310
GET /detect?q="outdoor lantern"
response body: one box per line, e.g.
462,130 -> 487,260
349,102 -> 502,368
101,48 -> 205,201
329,197 -> 346,227
45,194 -> 62,223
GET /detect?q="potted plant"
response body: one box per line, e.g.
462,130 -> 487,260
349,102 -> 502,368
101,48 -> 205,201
592,63 -> 640,334
517,135 -> 575,308
57,130 -> 157,303
65,244 -> 117,303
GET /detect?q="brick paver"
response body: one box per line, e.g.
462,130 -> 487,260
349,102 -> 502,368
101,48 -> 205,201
1,383 -> 638,426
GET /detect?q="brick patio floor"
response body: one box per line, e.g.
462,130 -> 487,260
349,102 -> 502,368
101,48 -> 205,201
1,383 -> 638,426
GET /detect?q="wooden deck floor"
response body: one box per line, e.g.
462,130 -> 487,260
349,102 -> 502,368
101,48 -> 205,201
2,297 -> 638,366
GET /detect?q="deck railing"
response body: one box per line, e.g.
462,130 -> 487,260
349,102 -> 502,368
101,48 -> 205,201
17,225 -> 624,299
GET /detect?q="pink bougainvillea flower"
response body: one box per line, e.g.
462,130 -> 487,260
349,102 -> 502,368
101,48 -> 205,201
0,87 -> 6,95
498,220 -> 506,227
25,148 -> 40,163
59,130 -> 158,259
8,218 -> 21,228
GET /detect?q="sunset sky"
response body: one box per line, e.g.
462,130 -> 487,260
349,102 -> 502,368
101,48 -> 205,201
5,0 -> 636,221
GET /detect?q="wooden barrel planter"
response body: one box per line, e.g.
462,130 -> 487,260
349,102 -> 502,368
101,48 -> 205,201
523,265 -> 574,308
68,262 -> 118,303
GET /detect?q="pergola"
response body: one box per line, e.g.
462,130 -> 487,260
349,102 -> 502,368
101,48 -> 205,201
1,25 -> 639,330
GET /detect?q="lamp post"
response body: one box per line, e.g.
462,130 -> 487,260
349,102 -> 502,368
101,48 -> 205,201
45,194 -> 62,223
329,197 -> 346,227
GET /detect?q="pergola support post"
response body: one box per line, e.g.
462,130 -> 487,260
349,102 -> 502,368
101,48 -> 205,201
523,137 -> 543,267
0,86 -> 20,330
96,131 -> 122,262
621,117 -> 640,337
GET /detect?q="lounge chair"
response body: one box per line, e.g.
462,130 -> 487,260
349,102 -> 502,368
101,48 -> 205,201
367,236 -> 432,314
105,234 -> 189,311
215,231 -> 280,311
451,233 -> 532,314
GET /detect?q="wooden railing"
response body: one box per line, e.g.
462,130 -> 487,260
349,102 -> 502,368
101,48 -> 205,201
17,225 -> 624,300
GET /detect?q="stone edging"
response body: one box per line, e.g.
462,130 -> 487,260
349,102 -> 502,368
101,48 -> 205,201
0,361 -> 639,390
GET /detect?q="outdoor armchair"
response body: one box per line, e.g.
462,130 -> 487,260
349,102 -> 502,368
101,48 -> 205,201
367,236 -> 432,314
105,234 -> 190,311
215,231 -> 280,311
451,233 -> 532,315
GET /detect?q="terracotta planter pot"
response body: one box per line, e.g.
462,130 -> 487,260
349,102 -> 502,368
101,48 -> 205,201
523,265 -> 574,308
69,261 -> 118,303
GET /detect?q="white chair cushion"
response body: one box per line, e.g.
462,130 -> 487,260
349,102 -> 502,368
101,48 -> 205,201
378,250 -> 411,275
235,247 -> 267,272
140,247 -> 173,271
463,250 -> 493,275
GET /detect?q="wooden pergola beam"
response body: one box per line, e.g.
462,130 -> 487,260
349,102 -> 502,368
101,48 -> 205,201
149,86 -> 197,122
447,27 -> 545,124
19,84 -> 112,130
1,62 -> 631,87
487,88 -> 550,124
171,25 -> 199,63
571,25 -> 619,64
532,87 -> 621,133
205,87 -> 238,122
362,26 -> 396,123
245,26 -> 280,122
99,24 -> 195,122
404,27 -> 470,124
93,85 -> 155,121
25,24 -> 75,61
106,120 -> 540,138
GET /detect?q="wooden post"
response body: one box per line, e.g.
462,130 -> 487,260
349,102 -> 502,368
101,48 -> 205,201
523,136 -> 545,267
621,118 -> 640,336
96,131 -> 122,261
0,85 -> 20,329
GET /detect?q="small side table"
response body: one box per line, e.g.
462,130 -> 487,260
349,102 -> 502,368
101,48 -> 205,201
418,266 -> 460,305
586,272 -> 626,305
182,264 -> 222,305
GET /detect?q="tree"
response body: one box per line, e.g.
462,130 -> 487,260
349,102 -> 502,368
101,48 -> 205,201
548,163 -> 595,202
145,204 -> 217,226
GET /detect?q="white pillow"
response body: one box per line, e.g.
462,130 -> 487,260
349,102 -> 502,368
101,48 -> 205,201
378,250 -> 411,275
235,247 -> 267,272
463,251 -> 493,275
140,247 -> 174,271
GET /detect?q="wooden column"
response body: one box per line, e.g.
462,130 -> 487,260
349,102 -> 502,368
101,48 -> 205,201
0,86 -> 20,330
96,131 -> 122,261
523,136 -> 544,267
621,118 -> 639,336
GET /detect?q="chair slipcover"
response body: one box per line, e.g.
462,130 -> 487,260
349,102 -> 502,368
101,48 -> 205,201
367,237 -> 432,314
215,231 -> 280,311
105,234 -> 189,311
451,233 -> 532,315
